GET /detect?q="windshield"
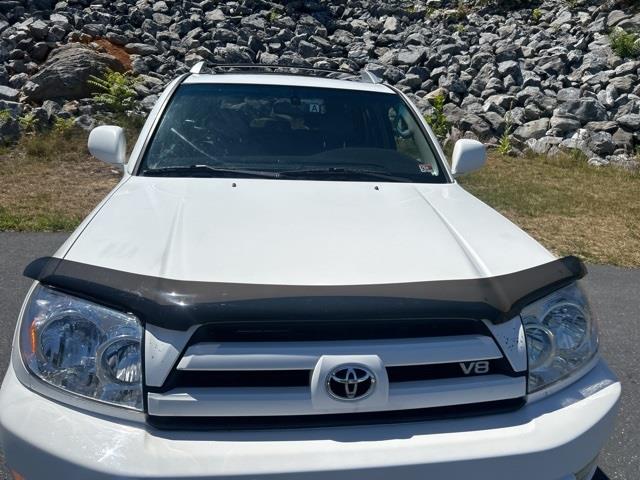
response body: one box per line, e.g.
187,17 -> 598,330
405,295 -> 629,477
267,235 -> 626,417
139,83 -> 448,183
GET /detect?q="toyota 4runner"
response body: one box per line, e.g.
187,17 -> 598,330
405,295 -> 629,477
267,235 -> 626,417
0,64 -> 620,480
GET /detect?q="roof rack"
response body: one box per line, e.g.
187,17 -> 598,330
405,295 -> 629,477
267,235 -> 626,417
189,62 -> 383,85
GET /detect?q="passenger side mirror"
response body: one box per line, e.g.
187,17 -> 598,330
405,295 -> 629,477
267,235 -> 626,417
451,139 -> 486,176
88,125 -> 127,165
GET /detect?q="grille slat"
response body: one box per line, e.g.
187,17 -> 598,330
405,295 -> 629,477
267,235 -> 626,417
177,335 -> 502,372
148,375 -> 525,417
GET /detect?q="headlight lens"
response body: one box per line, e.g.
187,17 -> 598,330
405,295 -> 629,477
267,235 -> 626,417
19,285 -> 143,410
522,283 -> 598,393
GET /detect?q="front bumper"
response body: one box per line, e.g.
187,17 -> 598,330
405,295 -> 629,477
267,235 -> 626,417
0,359 -> 619,480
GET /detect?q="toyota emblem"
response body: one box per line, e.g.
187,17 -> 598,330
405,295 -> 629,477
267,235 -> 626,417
326,365 -> 376,401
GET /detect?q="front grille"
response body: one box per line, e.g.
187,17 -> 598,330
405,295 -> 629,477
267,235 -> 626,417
146,319 -> 526,429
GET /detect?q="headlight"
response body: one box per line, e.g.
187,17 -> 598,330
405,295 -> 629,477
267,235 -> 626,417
522,282 -> 598,393
19,285 -> 143,410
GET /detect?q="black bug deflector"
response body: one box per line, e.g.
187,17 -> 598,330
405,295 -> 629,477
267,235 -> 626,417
24,256 -> 586,330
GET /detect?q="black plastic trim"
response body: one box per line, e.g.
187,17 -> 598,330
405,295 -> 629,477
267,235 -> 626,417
24,256 -> 586,331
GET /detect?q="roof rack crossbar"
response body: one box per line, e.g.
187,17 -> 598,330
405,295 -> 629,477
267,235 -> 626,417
189,62 -> 383,84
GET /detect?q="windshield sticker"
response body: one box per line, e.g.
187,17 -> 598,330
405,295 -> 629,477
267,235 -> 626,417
418,164 -> 433,173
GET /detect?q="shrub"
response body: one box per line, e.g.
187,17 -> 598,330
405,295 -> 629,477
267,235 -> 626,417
531,8 -> 543,23
425,94 -> 450,141
87,69 -> 139,114
0,109 -> 12,122
609,27 -> 640,58
267,9 -> 280,22
53,117 -> 76,139
19,112 -> 38,135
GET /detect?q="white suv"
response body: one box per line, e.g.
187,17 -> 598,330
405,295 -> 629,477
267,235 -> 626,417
0,65 -> 620,480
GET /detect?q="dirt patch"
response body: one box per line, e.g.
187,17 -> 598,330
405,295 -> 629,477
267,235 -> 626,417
90,39 -> 132,70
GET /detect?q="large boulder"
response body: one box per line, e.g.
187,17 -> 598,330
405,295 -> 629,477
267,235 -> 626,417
22,43 -> 125,103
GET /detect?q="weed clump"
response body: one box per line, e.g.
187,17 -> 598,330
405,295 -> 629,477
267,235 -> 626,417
609,27 -> 640,58
425,94 -> 451,141
88,69 -> 139,115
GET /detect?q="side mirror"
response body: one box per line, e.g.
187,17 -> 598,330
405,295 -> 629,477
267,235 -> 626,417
88,125 -> 126,165
451,139 -> 486,176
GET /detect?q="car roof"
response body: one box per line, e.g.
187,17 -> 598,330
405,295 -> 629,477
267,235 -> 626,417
183,73 -> 396,94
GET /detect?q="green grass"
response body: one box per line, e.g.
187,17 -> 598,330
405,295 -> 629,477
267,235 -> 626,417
460,152 -> 640,267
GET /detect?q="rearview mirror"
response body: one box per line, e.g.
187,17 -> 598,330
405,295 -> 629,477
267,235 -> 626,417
88,125 -> 126,165
451,139 -> 486,176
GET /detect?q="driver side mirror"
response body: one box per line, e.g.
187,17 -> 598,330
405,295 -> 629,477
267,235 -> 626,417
88,125 -> 127,165
451,139 -> 486,176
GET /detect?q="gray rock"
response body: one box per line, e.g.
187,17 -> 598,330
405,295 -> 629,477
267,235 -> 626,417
140,94 -> 158,110
41,99 -> 61,119
612,128 -> 634,149
241,14 -> 265,30
49,13 -> 69,27
514,118 -> 550,141
29,20 -> 49,41
30,42 -> 49,62
396,49 -> 427,66
459,113 -> 492,139
298,40 -> 319,58
0,85 -> 19,101
555,98 -> 607,124
585,121 -> 618,133
617,113 -> 640,130
526,136 -> 563,155
484,94 -> 517,112
0,115 -> 19,143
22,44 -> 124,102
516,86 -> 541,106
609,75 -> 637,94
550,10 -> 572,28
205,8 -> 225,23
497,60 -> 520,78
615,61 -> 639,76
383,17 -> 400,34
557,87 -> 581,103
74,114 -> 96,132
482,111 -> 506,134
550,114 -> 581,134
124,43 -> 159,56
588,131 -> 615,156
607,10 -> 630,28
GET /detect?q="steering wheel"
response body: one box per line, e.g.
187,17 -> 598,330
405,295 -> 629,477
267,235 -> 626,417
395,116 -> 412,139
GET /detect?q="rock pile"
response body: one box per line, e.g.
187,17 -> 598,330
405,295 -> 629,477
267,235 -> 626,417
0,0 -> 639,168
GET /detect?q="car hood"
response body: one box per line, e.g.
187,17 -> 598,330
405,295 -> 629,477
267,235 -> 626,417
61,177 -> 554,285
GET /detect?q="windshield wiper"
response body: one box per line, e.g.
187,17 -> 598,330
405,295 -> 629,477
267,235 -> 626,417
278,167 -> 412,182
141,164 -> 281,179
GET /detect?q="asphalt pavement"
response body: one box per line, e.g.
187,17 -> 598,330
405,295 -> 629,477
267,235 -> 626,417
0,232 -> 638,479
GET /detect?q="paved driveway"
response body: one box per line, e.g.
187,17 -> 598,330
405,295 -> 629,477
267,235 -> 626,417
0,233 -> 638,479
